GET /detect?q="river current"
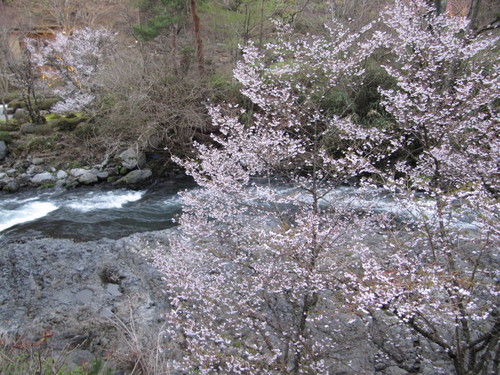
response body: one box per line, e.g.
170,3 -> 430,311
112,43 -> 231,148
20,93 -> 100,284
0,180 -> 195,242
0,179 -> 479,243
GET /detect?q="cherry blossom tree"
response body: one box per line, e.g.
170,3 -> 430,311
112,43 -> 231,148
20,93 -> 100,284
148,1 -> 498,374
152,23 -> 379,374
26,27 -> 115,113
338,1 -> 499,374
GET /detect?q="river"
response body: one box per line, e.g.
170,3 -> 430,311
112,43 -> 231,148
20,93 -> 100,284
1,179 -> 480,244
0,180 -> 195,242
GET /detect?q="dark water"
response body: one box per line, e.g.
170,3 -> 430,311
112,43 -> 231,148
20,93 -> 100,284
1,180 -> 477,243
0,180 -> 195,242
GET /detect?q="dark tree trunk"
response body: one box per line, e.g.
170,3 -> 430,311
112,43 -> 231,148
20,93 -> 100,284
189,0 -> 205,77
467,0 -> 482,30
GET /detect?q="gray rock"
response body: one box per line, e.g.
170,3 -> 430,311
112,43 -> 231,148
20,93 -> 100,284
118,149 -> 145,170
56,170 -> 68,179
0,141 -> 6,160
0,230 -> 175,367
78,171 -> 98,185
31,172 -> 56,185
96,171 -> 109,180
0,175 -> 13,189
26,164 -> 44,175
32,157 -> 45,165
3,179 -> 20,192
69,168 -> 87,177
6,169 -> 17,177
19,122 -> 36,134
115,169 -> 152,185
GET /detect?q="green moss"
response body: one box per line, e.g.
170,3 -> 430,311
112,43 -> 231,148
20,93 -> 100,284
32,124 -> 56,135
67,161 -> 81,169
44,113 -> 63,122
26,134 -> 61,151
48,114 -> 88,131
0,123 -> 19,132
0,131 -> 14,142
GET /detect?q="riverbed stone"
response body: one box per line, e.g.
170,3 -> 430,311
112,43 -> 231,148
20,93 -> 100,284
31,172 -> 56,185
118,149 -> 145,170
69,168 -> 87,177
78,170 -> 98,185
0,175 -> 13,189
6,169 -> 17,177
3,179 -> 20,192
114,169 -> 152,185
26,164 -> 44,175
96,171 -> 109,180
56,170 -> 68,179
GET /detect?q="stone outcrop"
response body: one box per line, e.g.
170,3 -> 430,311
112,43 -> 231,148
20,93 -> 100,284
115,169 -> 152,185
0,146 -> 160,192
118,149 -> 145,170
0,229 -> 176,371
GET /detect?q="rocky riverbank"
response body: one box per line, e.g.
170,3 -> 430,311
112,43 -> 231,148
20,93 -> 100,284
0,229 -> 176,372
0,147 -> 167,192
0,228 -> 453,374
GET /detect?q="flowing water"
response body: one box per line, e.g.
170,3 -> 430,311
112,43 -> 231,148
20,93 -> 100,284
0,180 -> 195,242
0,180 -> 479,243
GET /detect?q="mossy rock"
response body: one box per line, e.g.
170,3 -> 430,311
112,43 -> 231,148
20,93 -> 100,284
106,176 -> 119,183
44,113 -> 63,122
49,116 -> 87,131
5,97 -> 61,112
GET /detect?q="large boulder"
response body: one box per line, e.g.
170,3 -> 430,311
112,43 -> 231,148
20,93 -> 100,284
115,169 -> 152,185
0,141 -> 6,160
69,168 -> 88,177
56,170 -> 68,180
26,164 -> 44,175
0,230 -> 176,369
78,170 -> 98,185
118,149 -> 145,170
31,172 -> 56,185
19,122 -> 36,134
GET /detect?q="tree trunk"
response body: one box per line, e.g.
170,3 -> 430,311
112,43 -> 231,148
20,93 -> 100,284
430,0 -> 445,14
467,0 -> 481,30
189,0 -> 205,77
